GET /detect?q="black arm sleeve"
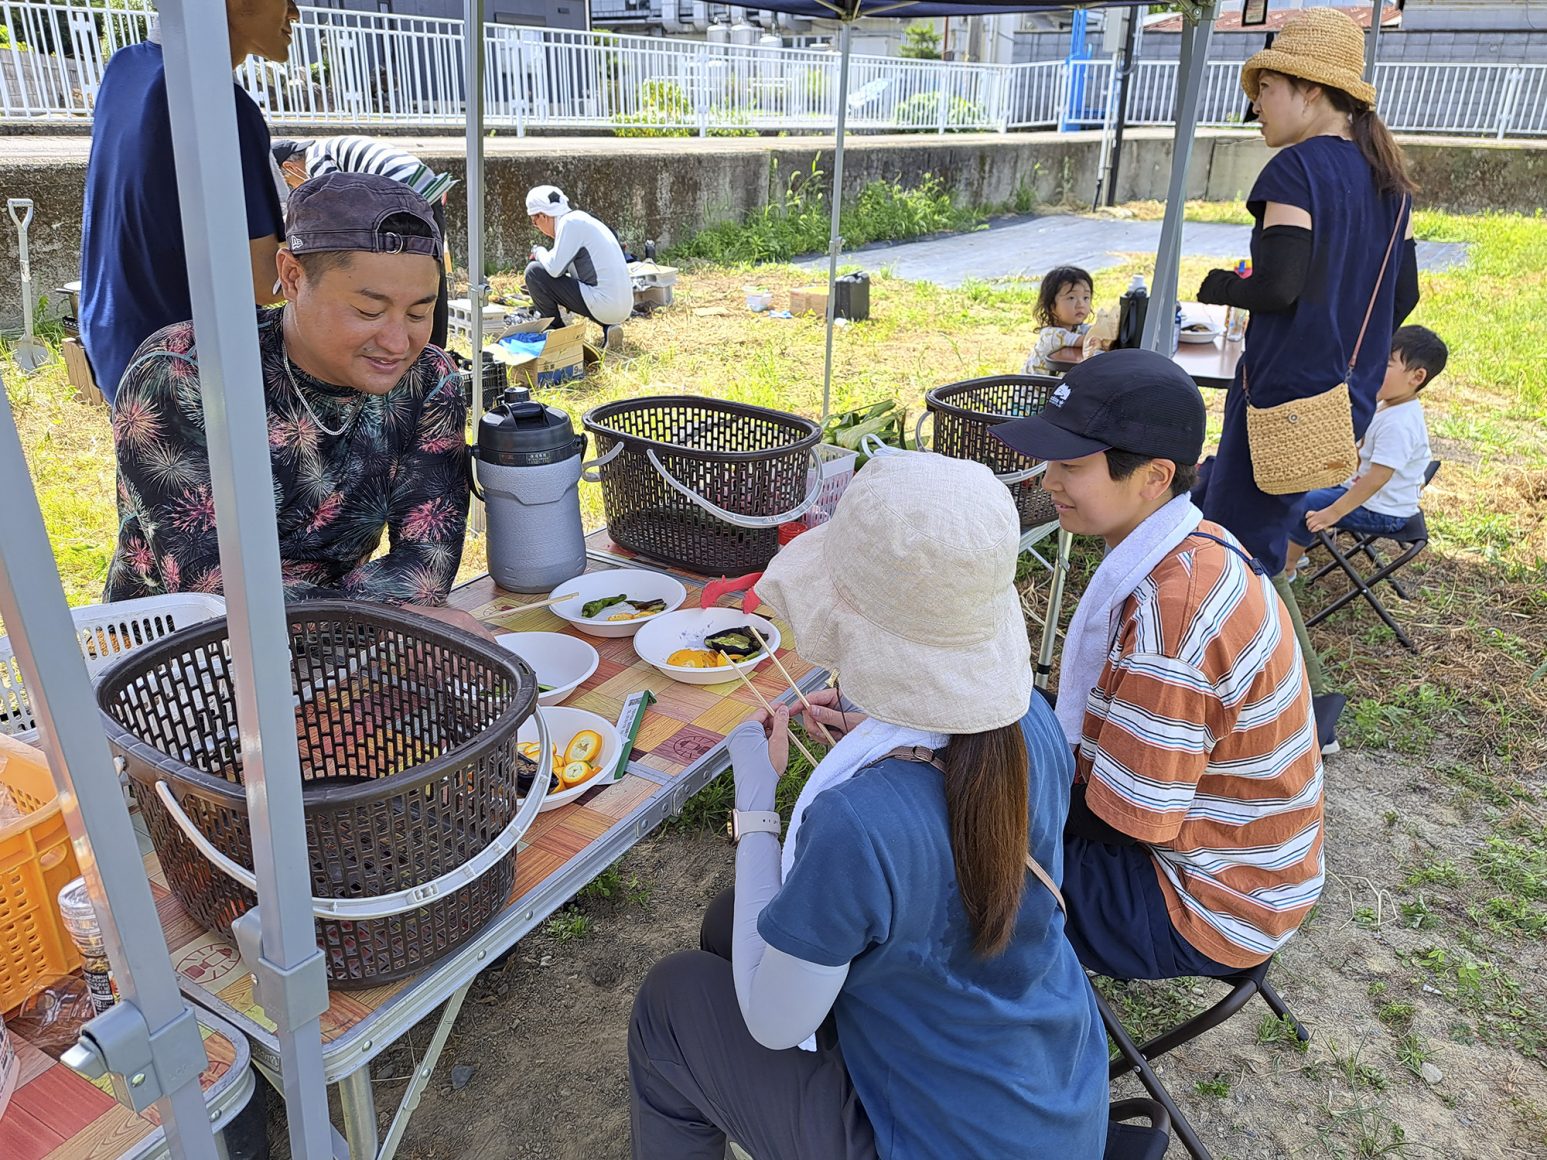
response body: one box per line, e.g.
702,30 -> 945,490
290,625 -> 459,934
1197,225 -> 1313,313
1065,781 -> 1140,847
1393,237 -> 1419,328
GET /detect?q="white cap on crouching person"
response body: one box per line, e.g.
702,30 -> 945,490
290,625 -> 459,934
525,185 -> 571,218
755,453 -> 1033,735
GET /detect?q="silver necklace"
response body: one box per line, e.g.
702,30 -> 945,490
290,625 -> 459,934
281,341 -> 363,438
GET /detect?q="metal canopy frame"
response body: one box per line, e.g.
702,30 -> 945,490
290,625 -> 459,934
0,3 -> 1218,1156
734,0 -> 1217,418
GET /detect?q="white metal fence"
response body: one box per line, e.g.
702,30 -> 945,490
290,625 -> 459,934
2,0 -> 1544,139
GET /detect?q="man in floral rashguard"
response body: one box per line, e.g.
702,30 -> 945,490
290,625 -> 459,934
104,172 -> 480,633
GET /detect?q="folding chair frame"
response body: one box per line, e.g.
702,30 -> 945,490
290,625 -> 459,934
1092,962 -> 1309,1160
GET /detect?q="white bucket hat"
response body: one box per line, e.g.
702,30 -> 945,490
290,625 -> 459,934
525,185 -> 571,218
756,453 -> 1033,735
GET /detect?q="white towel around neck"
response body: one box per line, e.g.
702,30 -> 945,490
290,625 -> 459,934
781,716 -> 947,883
1055,494 -> 1203,746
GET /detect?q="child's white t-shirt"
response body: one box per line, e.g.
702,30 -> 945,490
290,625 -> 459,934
1344,398 -> 1430,517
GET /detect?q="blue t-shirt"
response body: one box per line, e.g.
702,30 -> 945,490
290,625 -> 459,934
1241,136 -> 1409,437
759,697 -> 1107,1160
80,43 -> 283,404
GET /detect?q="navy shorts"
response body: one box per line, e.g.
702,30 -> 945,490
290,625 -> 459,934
1061,836 -> 1235,981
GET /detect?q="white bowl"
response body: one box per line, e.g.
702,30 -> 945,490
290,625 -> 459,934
1178,321 -> 1222,344
517,705 -> 623,812
495,632 -> 599,706
633,608 -> 781,686
548,569 -> 688,638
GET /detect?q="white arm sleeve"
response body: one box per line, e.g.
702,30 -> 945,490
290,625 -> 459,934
731,831 -> 849,1051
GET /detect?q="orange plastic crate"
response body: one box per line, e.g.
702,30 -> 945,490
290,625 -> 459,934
0,734 -> 82,1012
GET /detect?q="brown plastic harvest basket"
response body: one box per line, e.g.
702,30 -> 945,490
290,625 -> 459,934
95,601 -> 546,988
925,375 -> 1059,529
582,396 -> 822,575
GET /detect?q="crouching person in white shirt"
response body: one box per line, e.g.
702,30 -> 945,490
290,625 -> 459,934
523,184 -> 632,351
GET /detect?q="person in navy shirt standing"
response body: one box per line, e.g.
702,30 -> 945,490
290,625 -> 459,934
79,0 -> 295,405
627,454 -> 1107,1160
1195,7 -> 1419,751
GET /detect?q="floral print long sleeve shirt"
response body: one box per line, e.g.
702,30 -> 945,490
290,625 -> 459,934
105,307 -> 469,606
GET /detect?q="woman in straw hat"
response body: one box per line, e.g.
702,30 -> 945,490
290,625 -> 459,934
627,454 -> 1107,1160
1195,6 -> 1420,750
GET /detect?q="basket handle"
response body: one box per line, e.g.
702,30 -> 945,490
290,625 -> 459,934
911,411 -> 1048,486
151,709 -> 552,922
579,441 -> 625,484
644,447 -> 823,529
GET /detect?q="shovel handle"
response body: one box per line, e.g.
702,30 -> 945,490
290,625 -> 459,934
6,199 -> 33,232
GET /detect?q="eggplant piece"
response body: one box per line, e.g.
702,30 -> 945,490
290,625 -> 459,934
703,625 -> 764,661
631,598 -> 668,615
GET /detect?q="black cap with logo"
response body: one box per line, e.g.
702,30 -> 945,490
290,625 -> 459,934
993,349 -> 1207,464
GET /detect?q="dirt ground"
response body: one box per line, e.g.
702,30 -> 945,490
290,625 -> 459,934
255,746 -> 1545,1160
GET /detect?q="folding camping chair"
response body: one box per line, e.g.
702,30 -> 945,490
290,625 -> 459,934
1304,460 -> 1441,651
1092,959 -> 1309,1160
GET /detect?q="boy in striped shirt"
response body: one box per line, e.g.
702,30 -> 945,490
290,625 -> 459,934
995,351 -> 1323,977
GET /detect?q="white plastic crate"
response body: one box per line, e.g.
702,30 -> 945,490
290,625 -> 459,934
802,444 -> 859,529
0,593 -> 226,744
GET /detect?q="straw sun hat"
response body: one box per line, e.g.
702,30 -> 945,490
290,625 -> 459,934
1241,7 -> 1376,108
755,453 -> 1033,735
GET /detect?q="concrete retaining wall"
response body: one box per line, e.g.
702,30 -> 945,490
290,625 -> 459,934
3,128 -> 1544,330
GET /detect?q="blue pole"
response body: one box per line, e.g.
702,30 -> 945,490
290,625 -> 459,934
1061,8 -> 1089,131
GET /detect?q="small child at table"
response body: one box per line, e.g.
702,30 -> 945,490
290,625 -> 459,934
1283,325 -> 1447,576
1024,265 -> 1094,376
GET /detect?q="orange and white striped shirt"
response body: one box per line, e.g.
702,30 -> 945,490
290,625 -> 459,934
1076,522 -> 1324,969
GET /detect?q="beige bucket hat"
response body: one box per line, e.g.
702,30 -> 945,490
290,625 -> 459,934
1241,7 -> 1377,108
756,452 -> 1032,735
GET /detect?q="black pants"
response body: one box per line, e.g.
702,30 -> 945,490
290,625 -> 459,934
524,260 -> 605,325
430,202 -> 448,350
1061,837 -> 1237,981
627,889 -> 877,1160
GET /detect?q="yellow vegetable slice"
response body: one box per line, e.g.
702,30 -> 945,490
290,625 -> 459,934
559,760 -> 596,788
565,729 -> 604,765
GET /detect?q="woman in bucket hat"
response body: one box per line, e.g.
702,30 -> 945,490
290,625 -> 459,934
627,453 -> 1107,1160
1194,6 -> 1420,751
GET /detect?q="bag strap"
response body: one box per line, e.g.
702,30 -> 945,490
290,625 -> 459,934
1348,195 -> 1411,376
869,746 -> 1068,916
1239,194 -> 1410,404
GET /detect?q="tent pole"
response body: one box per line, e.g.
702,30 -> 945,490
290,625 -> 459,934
1106,6 -> 1139,206
0,380 -> 223,1158
465,0 -> 488,535
155,4 -> 335,1155
819,19 -> 853,426
1142,0 -> 1216,351
1365,0 -> 1382,84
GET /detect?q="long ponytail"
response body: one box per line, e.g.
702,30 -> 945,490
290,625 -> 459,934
1324,85 -> 1417,197
944,723 -> 1030,958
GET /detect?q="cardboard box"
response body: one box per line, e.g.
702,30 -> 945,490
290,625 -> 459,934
789,286 -> 829,316
486,315 -> 589,389
62,338 -> 105,407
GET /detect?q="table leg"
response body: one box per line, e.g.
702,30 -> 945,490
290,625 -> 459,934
377,982 -> 473,1160
337,1067 -> 380,1160
1035,528 -> 1073,690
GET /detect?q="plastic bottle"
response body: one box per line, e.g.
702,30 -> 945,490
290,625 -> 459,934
57,878 -> 117,1016
1116,275 -> 1148,350
1172,303 -> 1183,355
1225,258 -> 1251,343
0,1009 -> 18,1121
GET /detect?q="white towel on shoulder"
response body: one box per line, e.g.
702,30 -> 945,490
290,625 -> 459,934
1055,494 -> 1203,746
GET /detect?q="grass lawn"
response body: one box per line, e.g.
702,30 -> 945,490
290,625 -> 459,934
5,201 -> 1545,1154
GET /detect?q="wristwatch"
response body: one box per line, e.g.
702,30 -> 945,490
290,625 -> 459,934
727,810 -> 782,845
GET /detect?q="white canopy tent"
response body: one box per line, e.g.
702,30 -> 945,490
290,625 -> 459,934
0,3 -> 1223,1157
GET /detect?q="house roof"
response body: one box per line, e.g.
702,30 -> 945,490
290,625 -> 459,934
1148,4 -> 1402,34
